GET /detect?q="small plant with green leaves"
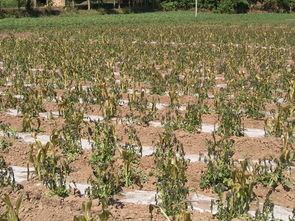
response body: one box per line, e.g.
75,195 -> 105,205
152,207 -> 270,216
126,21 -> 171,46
59,106 -> 86,160
41,83 -> 57,102
119,126 -> 146,187
214,160 -> 256,220
4,89 -> 18,110
73,200 -> 112,221
200,133 -> 235,193
150,74 -> 166,95
127,90 -> 148,112
29,136 -> 70,197
0,156 -> 15,188
252,196 -> 276,221
256,125 -> 294,192
0,122 -> 17,138
181,96 -> 208,133
74,200 -> 94,221
182,103 -> 202,133
18,87 -> 45,117
87,121 -> 120,205
22,113 -> 41,132
244,92 -> 266,120
0,137 -> 10,153
125,96 -> 158,126
153,130 -> 189,218
215,94 -> 244,137
161,109 -> 183,131
265,104 -> 294,137
0,194 -> 23,221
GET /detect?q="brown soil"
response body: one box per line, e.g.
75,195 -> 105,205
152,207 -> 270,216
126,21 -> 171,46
0,65 -> 294,221
0,183 -> 214,221
0,32 -> 32,39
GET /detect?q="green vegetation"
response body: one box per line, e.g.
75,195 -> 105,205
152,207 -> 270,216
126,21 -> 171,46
153,130 -> 190,219
0,11 -> 295,33
0,8 -> 294,220
0,0 -> 25,8
0,156 -> 15,188
29,137 -> 71,197
0,194 -> 23,221
73,200 -> 112,221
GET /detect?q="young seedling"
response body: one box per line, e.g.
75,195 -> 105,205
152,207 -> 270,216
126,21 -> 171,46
0,194 -> 23,221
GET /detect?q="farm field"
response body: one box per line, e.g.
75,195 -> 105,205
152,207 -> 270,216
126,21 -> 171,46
0,12 -> 295,220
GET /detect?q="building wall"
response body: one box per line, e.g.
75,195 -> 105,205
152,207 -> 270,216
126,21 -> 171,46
52,0 -> 65,7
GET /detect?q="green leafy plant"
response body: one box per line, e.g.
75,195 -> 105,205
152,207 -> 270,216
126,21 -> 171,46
214,160 -> 255,220
200,133 -> 235,193
252,196 -> 276,221
87,121 -> 120,205
265,104 -> 294,137
73,200 -> 111,221
0,156 -> 15,188
154,130 -> 189,218
0,137 -> 10,153
59,105 -> 86,160
0,122 -> 17,138
119,126 -> 145,187
18,87 -> 45,117
0,194 -> 23,221
181,96 -> 208,133
22,113 -> 41,132
215,93 -> 244,137
29,137 -> 70,197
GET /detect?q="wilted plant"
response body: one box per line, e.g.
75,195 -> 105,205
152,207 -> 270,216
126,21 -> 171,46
265,104 -> 294,137
161,109 -> 182,131
101,97 -> 117,120
22,113 -> 41,132
154,130 -> 189,218
29,136 -> 70,197
18,87 -> 45,117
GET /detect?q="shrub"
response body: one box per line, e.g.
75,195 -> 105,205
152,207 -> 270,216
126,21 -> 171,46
216,0 -> 249,13
161,1 -> 179,10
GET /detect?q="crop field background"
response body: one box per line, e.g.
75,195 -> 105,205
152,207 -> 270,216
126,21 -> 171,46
1,11 -> 295,32
0,11 -> 294,220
